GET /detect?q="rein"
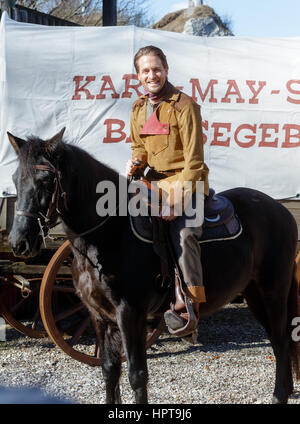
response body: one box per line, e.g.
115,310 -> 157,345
16,162 -> 117,245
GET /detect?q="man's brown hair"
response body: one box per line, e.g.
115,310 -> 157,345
134,45 -> 169,73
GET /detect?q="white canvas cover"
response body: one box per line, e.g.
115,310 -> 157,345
0,12 -> 300,199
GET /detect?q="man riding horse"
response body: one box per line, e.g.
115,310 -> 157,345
8,48 -> 300,401
126,45 -> 209,337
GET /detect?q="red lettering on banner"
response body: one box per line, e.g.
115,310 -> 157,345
211,123 -> 231,146
100,118 -> 300,148
221,80 -> 245,103
190,79 -> 218,103
286,80 -> 300,104
103,119 -> 126,143
71,76 -> 300,107
72,76 -> 96,100
234,124 -> 256,148
121,74 -> 142,98
96,76 -> 120,99
246,80 -> 266,104
258,124 -> 279,147
201,120 -> 208,144
282,124 -> 300,147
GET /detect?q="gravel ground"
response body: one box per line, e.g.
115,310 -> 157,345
0,302 -> 300,405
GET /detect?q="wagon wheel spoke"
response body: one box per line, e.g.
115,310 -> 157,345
10,287 -> 39,314
67,316 -> 91,347
0,278 -> 46,338
31,306 -> 43,331
53,302 -> 86,323
52,285 -> 75,293
58,318 -> 85,337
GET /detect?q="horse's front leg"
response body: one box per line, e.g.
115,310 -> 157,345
117,304 -> 148,404
94,317 -> 122,404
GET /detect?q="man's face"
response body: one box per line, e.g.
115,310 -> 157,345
137,54 -> 168,94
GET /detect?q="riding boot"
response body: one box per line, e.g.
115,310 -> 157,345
164,284 -> 206,338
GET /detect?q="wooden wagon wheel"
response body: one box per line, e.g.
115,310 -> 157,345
0,275 -> 46,338
39,240 -> 165,366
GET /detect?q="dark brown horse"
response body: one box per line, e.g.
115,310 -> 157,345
7,129 -> 300,404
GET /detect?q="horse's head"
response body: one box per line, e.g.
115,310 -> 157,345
8,128 -> 66,258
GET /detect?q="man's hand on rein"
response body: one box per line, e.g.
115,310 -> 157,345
126,158 -> 145,177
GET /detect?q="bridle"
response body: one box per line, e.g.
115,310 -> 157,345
16,163 -> 67,246
16,162 -> 116,245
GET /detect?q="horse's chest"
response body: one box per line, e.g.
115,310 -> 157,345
71,245 -> 115,318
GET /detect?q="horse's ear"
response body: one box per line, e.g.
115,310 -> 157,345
44,127 -> 66,156
7,132 -> 26,155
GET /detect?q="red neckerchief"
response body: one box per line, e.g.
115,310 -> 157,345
143,80 -> 171,102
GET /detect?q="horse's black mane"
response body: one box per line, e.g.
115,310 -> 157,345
18,136 -> 122,219
19,136 -> 120,188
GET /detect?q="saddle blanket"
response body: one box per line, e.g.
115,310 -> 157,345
130,213 -> 242,245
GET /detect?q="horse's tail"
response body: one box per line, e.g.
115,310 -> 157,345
288,262 -> 300,380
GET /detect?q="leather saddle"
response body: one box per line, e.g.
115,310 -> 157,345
204,188 -> 234,227
130,188 -> 242,245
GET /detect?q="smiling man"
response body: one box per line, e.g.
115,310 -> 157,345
126,45 -> 209,337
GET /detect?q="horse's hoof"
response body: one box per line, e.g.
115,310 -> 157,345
272,395 -> 288,404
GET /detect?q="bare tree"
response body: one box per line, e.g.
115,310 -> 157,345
117,0 -> 152,26
16,0 -> 153,26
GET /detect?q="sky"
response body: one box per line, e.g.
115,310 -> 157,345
148,0 -> 300,37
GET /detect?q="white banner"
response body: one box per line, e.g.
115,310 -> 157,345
1,12 -> 300,199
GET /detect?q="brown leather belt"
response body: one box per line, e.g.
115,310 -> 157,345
159,169 -> 183,178
144,166 -> 182,181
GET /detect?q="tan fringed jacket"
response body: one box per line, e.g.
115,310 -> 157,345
130,83 -> 209,206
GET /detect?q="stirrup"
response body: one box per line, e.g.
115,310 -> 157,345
182,329 -> 198,344
164,296 -> 198,337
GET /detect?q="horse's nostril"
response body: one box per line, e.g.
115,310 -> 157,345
16,240 -> 28,255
